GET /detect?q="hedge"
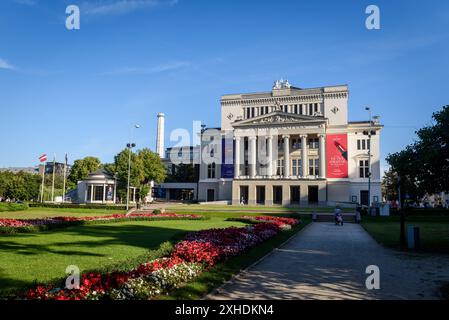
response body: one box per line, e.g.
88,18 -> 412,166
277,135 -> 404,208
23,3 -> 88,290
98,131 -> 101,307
0,203 -> 29,212
28,203 -> 128,210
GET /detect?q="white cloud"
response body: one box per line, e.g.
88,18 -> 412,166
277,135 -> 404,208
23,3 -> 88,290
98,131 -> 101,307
83,0 -> 178,16
100,61 -> 190,75
0,58 -> 15,71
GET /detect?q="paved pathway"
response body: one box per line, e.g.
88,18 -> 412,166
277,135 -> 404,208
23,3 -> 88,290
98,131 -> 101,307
207,223 -> 449,300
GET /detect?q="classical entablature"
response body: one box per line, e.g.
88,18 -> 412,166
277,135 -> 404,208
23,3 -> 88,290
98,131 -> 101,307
231,111 -> 327,130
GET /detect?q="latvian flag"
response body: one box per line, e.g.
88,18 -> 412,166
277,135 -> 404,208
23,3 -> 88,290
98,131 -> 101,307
39,154 -> 47,163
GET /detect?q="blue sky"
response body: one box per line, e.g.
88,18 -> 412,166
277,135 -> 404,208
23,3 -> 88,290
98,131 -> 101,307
1,0 -> 448,172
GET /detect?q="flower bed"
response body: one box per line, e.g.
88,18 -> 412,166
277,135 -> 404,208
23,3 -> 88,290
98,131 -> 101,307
0,213 -> 206,234
24,217 -> 299,300
228,215 -> 300,230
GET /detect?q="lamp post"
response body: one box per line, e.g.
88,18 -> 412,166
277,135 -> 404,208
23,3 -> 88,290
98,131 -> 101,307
364,108 -> 380,215
196,124 -> 206,202
126,124 -> 140,211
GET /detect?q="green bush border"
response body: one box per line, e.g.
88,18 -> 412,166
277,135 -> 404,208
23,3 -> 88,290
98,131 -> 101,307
28,203 -> 128,210
0,203 -> 29,212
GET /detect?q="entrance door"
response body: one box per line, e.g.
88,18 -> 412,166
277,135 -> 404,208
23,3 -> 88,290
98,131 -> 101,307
290,186 -> 301,205
207,189 -> 215,202
273,186 -> 283,205
308,186 -> 318,204
256,186 -> 266,205
360,190 -> 369,206
239,186 -> 249,204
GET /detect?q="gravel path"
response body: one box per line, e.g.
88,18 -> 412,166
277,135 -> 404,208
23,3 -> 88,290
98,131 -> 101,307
206,222 -> 449,300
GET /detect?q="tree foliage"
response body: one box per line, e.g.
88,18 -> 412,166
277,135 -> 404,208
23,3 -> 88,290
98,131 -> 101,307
67,157 -> 101,189
0,171 -> 41,201
386,105 -> 449,200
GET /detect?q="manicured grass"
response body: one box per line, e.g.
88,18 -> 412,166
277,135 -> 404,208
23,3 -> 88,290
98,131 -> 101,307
0,206 -> 126,219
159,218 -> 311,300
0,217 -> 245,296
362,216 -> 449,253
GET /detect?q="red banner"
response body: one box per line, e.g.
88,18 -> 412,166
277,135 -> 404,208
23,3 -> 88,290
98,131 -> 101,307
326,134 -> 348,178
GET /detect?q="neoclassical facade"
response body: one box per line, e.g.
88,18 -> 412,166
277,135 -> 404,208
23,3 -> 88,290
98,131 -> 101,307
197,80 -> 382,206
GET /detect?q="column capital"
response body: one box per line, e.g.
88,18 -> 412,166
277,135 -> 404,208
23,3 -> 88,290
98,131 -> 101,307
233,136 -> 241,141
248,136 -> 257,141
300,134 -> 308,139
318,133 -> 326,139
282,134 -> 290,139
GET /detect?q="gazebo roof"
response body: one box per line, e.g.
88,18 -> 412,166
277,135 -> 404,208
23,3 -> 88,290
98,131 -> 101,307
84,168 -> 114,181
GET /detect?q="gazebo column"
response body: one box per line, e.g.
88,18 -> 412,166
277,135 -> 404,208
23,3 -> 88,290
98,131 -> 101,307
90,184 -> 94,202
103,183 -> 106,203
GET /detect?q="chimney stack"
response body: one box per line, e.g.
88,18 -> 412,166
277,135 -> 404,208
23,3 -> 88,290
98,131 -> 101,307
156,113 -> 165,158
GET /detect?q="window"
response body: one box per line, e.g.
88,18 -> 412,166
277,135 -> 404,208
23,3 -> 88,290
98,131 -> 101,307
309,104 -> 313,115
265,106 -> 269,114
260,107 -> 264,115
277,138 -> 284,150
244,160 -> 249,176
351,195 -> 358,203
299,104 -> 303,115
292,138 -> 301,150
357,139 -> 370,150
292,159 -> 302,176
246,108 -> 250,119
294,104 -> 298,114
251,107 -> 255,118
308,138 -> 319,149
276,160 -> 284,176
283,105 -> 288,113
309,158 -> 319,176
359,160 -> 369,178
207,163 -> 216,179
314,103 -> 319,113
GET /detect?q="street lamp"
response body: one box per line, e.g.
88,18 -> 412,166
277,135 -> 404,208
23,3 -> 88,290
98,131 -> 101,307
363,108 -> 380,215
196,124 -> 206,202
126,124 -> 140,211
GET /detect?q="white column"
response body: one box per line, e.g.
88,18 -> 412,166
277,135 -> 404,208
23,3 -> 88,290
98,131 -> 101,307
249,136 -> 257,178
103,183 -> 106,203
90,184 -> 94,202
234,136 -> 241,179
301,134 -> 308,178
266,136 -> 273,178
319,134 -> 326,178
283,135 -> 290,178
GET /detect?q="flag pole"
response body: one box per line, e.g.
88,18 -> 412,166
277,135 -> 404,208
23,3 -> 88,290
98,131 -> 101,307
40,162 -> 46,203
51,154 -> 56,203
62,153 -> 67,203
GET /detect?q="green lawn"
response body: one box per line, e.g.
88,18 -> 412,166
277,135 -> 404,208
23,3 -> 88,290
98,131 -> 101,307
0,206 -> 306,297
0,217 -> 245,295
362,215 -> 449,254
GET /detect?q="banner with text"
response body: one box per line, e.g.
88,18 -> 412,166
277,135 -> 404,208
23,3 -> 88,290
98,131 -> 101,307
326,134 -> 348,178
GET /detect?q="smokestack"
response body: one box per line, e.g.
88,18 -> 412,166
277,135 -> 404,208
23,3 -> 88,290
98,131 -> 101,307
156,113 -> 165,158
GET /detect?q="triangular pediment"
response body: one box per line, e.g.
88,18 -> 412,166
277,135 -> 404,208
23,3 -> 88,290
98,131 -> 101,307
232,111 -> 326,128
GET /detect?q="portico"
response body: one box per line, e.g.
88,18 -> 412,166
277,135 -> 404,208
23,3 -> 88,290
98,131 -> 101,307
231,111 -> 328,205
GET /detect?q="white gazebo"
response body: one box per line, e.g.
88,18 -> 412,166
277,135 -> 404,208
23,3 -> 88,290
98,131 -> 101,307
76,169 -> 117,204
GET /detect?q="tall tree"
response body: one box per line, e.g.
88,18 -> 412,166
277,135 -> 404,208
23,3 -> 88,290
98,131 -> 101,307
138,148 -> 166,184
67,157 -> 101,189
114,148 -> 145,200
387,105 -> 449,200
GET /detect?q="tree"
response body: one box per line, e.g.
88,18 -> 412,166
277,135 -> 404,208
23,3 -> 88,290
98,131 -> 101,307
114,148 -> 145,201
386,105 -> 449,200
67,157 -> 101,189
138,148 -> 166,184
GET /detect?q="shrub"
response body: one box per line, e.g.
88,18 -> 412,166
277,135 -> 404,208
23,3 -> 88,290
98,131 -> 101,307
0,202 -> 29,212
152,209 -> 162,214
